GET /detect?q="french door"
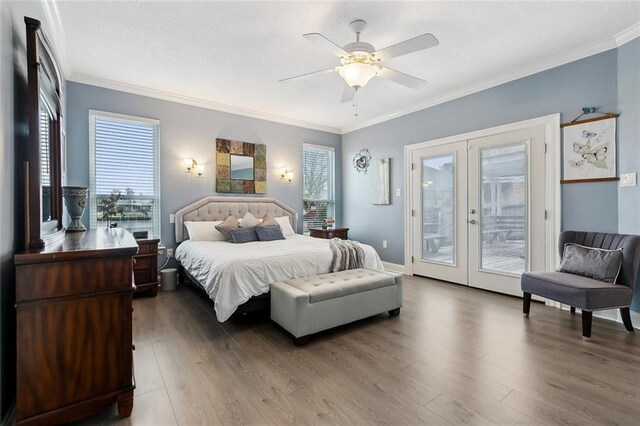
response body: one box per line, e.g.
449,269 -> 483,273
411,125 -> 546,296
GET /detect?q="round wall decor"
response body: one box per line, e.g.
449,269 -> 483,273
352,149 -> 371,173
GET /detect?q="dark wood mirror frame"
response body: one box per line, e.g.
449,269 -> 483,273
25,17 -> 63,249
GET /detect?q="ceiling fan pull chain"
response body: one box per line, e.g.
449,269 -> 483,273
353,88 -> 359,116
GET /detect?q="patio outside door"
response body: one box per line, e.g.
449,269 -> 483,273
411,125 -> 547,296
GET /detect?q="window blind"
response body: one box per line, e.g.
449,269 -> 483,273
302,144 -> 335,234
89,111 -> 160,237
40,110 -> 50,187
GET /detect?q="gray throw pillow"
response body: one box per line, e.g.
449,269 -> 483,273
215,215 -> 239,242
557,243 -> 623,283
255,225 -> 285,241
229,227 -> 258,244
261,213 -> 279,227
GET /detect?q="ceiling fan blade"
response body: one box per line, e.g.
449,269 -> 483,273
279,68 -> 334,83
341,84 -> 354,103
377,66 -> 428,89
303,33 -> 349,58
374,33 -> 439,61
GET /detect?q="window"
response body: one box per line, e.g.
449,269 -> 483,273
89,110 -> 160,238
302,144 -> 335,234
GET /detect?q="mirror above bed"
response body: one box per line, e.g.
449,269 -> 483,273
215,138 -> 267,194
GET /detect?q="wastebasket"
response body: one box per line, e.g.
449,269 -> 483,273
160,268 -> 177,291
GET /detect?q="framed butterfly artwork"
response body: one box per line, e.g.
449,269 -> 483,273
561,115 -> 618,183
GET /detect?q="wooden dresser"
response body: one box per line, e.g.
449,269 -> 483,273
309,227 -> 349,240
14,229 -> 138,424
133,238 -> 160,296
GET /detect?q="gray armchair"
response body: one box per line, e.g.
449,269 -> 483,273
521,231 -> 640,340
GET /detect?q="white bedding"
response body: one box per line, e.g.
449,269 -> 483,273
175,235 -> 384,321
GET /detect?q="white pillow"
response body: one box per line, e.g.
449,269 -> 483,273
275,216 -> 296,237
239,212 -> 261,228
184,221 -> 225,241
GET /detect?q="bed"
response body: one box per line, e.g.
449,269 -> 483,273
173,196 -> 384,322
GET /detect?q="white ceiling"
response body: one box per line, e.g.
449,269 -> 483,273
53,1 -> 640,134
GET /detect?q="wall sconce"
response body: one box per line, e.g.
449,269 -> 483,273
280,168 -> 293,183
184,158 -> 197,173
195,164 -> 205,178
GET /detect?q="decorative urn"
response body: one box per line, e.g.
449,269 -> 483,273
62,186 -> 89,232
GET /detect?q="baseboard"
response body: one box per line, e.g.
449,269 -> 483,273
2,402 -> 16,426
557,304 -> 640,330
595,308 -> 640,330
382,261 -> 405,274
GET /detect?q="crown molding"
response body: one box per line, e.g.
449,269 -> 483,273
67,73 -> 342,134
342,35 -> 623,134
41,0 -> 70,79
615,21 -> 640,47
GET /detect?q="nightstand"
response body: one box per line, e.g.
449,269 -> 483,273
309,227 -> 349,240
133,238 -> 160,296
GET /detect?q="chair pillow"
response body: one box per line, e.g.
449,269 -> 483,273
275,216 -> 296,237
215,215 -> 239,242
184,221 -> 225,241
256,225 -> 285,241
229,227 -> 258,244
240,212 -> 261,228
260,213 -> 279,227
557,243 -> 623,283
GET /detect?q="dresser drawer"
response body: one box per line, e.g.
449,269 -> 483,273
133,255 -> 152,272
134,270 -> 152,286
135,239 -> 159,254
16,257 -> 133,302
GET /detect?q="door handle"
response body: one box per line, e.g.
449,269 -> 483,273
470,209 -> 476,214
468,219 -> 477,225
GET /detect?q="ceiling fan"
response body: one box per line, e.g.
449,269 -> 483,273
280,19 -> 439,103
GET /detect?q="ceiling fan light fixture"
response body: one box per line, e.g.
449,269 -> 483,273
337,62 -> 379,88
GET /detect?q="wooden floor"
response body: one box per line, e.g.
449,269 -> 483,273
78,275 -> 640,425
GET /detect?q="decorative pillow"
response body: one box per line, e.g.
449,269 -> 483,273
239,212 -> 261,228
229,227 -> 259,244
557,243 -> 623,283
275,216 -> 296,237
215,215 -> 239,242
184,221 -> 225,241
260,213 -> 279,227
256,225 -> 285,241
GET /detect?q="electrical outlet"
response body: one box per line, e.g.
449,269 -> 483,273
169,214 -> 175,223
620,172 -> 637,187
166,248 -> 174,257
382,240 -> 388,249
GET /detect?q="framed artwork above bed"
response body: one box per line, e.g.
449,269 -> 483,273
216,138 -> 267,193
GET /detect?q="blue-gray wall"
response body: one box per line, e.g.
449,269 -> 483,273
617,37 -> 640,235
66,82 -> 342,249
343,49 -> 619,264
617,38 -> 640,311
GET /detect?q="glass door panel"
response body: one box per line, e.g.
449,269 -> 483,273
412,141 -> 467,285
422,155 -> 455,264
479,144 -> 527,275
468,125 -> 546,296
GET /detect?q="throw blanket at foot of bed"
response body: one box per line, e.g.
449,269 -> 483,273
330,239 -> 365,272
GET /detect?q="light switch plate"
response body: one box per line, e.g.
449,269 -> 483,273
169,214 -> 175,223
620,173 -> 637,187
395,188 -> 402,197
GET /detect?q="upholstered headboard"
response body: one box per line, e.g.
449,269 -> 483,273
174,196 -> 298,243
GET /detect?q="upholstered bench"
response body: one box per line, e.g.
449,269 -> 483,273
271,268 -> 403,345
